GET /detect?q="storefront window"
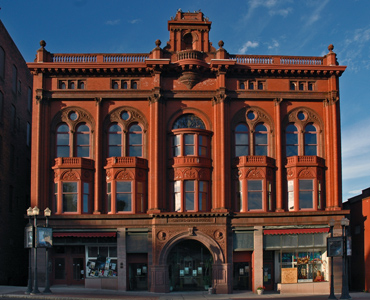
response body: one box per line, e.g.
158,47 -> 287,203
280,250 -> 326,282
86,245 -> 117,278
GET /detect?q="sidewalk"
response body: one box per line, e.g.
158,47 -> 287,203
1,285 -> 369,300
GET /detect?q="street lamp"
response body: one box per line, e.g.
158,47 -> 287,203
31,206 -> 40,295
25,207 -> 34,294
328,218 -> 336,300
340,217 -> 351,300
43,208 -> 52,294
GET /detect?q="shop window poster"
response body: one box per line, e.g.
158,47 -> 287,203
35,227 -> 52,248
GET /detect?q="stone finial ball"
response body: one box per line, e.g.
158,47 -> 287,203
218,40 -> 224,48
155,39 -> 161,47
328,44 -> 334,52
40,40 -> 46,48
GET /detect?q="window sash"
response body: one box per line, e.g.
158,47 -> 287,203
299,179 -> 314,209
116,181 -> 132,212
247,180 -> 263,210
62,182 -> 78,212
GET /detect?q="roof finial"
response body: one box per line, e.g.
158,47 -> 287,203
328,44 -> 334,52
40,40 -> 46,49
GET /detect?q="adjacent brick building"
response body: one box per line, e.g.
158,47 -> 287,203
344,187 -> 370,292
27,11 -> 348,294
0,20 -> 33,285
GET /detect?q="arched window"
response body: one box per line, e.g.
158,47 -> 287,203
254,123 -> 268,156
108,123 -> 122,157
69,81 -> 75,89
172,114 -> 208,157
183,33 -> 193,50
286,124 -> 298,156
304,124 -> 317,155
56,123 -> 70,157
128,123 -> 143,157
78,81 -> 85,89
76,123 -> 90,158
235,123 -> 249,156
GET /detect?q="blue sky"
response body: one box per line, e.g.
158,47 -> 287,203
1,0 -> 369,202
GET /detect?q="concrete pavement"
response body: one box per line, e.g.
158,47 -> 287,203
0,285 -> 369,300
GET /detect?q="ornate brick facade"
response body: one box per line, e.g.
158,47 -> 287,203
28,10 -> 348,294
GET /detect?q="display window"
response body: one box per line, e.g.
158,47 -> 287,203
280,250 -> 327,282
85,245 -> 117,278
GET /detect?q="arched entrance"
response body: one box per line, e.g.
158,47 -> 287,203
167,240 -> 213,291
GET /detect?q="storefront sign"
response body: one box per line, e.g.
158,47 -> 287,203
327,236 -> 343,257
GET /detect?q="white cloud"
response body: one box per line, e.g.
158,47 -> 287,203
244,0 -> 292,21
129,19 -> 141,24
268,39 -> 279,50
302,0 -> 329,27
239,41 -> 259,54
269,8 -> 292,17
105,19 -> 120,26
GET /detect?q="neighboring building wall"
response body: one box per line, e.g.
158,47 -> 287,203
0,20 -> 32,285
345,187 -> 370,292
27,11 -> 347,294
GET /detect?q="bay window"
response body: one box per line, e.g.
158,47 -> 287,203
172,132 -> 208,157
116,181 -> 132,212
173,180 -> 208,212
107,180 -> 146,214
299,179 -> 314,209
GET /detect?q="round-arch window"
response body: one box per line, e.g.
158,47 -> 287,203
121,111 -> 130,121
173,114 -> 205,129
69,111 -> 78,121
247,111 -> 256,120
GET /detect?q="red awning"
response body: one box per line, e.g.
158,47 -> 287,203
53,232 -> 116,238
264,228 -> 329,235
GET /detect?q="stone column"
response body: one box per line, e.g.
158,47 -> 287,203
212,263 -> 232,294
150,264 -> 169,293
253,226 -> 263,292
117,228 -> 127,290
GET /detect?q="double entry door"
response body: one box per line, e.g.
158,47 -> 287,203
52,246 -> 85,285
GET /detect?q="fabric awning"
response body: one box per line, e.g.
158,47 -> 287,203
53,232 -> 117,238
263,228 -> 329,235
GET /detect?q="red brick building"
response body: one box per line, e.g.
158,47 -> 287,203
344,188 -> 370,292
0,20 -> 33,285
27,11 -> 348,294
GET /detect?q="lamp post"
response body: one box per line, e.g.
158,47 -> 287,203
25,207 -> 34,294
43,207 -> 52,294
328,218 -> 336,300
340,217 -> 351,300
31,206 -> 40,295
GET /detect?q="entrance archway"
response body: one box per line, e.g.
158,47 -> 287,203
167,240 -> 213,291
